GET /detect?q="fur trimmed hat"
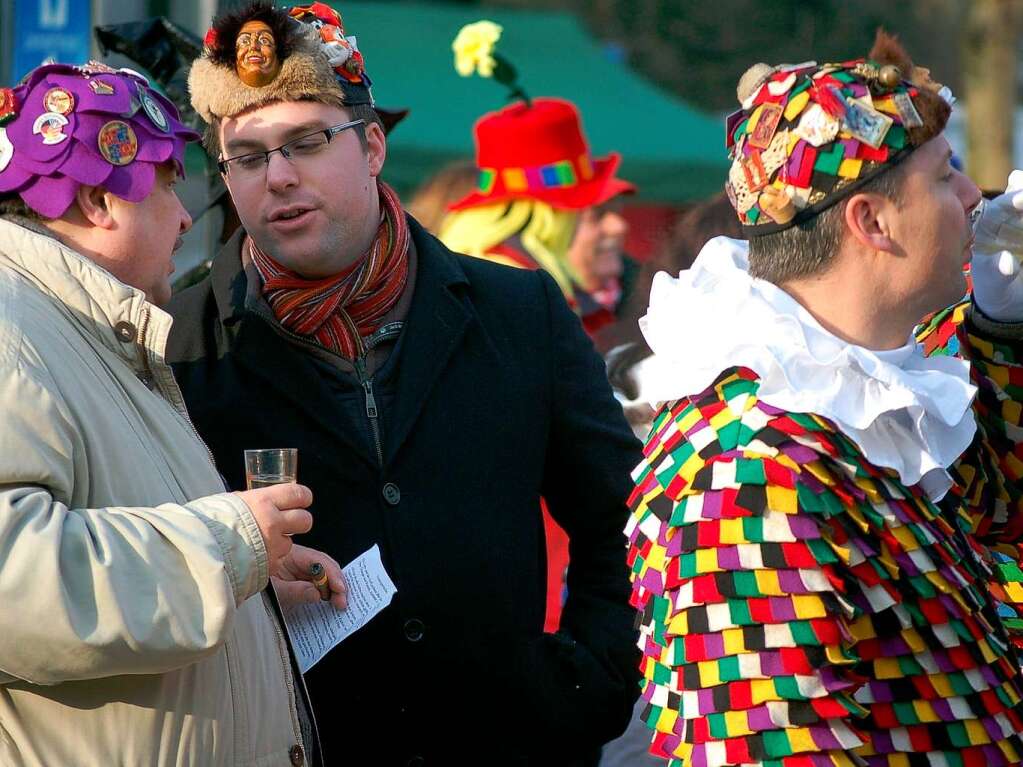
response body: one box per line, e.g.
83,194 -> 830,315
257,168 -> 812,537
726,30 -> 952,237
188,1 -> 374,124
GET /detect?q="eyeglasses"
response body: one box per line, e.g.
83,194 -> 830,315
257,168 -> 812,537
236,32 -> 275,49
218,119 -> 365,180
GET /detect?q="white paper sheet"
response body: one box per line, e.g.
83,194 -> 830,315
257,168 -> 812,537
281,544 -> 397,673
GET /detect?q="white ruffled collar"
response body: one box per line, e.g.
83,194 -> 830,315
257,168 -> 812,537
636,236 -> 977,500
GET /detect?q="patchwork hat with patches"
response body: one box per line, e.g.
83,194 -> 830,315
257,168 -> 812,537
0,62 -> 198,219
189,1 -> 384,123
726,31 -> 952,237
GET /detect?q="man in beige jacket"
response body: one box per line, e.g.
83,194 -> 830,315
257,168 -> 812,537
0,63 -> 340,765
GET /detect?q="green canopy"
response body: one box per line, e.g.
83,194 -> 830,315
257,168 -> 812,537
334,1 -> 729,203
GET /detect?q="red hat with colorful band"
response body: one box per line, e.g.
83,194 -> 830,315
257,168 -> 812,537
449,98 -> 634,212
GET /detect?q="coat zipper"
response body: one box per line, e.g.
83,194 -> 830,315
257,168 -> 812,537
136,307 -> 155,389
137,307 -> 220,474
252,307 -> 403,467
353,356 -> 384,467
352,323 -> 402,468
261,592 -> 305,751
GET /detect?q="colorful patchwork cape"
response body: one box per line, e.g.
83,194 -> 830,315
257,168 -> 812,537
627,305 -> 1023,766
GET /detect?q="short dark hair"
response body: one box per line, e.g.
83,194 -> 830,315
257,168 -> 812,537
204,100 -> 384,160
747,164 -> 906,284
0,193 -> 46,222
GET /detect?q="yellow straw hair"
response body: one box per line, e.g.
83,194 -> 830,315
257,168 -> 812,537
439,200 -> 579,298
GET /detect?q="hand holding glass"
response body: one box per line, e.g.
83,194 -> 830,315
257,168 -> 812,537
244,448 -> 298,489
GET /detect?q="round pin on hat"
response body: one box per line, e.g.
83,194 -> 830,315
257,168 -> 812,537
33,112 -> 69,145
97,120 -> 138,165
0,128 -> 13,173
137,84 -> 169,132
43,87 -> 74,116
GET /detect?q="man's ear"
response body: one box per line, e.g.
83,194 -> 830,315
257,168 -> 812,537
843,191 -> 896,253
74,185 -> 116,229
365,122 -> 387,178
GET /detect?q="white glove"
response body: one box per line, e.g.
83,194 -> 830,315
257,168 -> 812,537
971,170 -> 1023,322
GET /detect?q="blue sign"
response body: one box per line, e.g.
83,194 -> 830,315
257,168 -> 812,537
13,0 -> 92,81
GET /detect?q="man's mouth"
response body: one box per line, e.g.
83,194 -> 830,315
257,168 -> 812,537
268,205 -> 316,226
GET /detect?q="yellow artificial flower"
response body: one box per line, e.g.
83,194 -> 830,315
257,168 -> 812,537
452,20 -> 503,78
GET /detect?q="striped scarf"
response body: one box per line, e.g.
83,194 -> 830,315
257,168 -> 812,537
250,182 -> 410,360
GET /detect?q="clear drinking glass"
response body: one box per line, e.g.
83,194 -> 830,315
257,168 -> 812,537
244,448 -> 298,489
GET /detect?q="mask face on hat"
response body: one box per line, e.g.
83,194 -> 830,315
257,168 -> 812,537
189,1 -> 377,126
235,20 -> 281,87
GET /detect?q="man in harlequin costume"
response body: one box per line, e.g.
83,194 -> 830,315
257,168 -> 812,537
626,31 -> 1023,766
0,61 -> 339,766
170,2 -> 641,764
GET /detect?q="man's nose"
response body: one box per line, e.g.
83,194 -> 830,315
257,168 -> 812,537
265,151 -> 299,192
602,211 -> 628,238
958,171 -> 982,216
179,206 -> 193,235
173,192 -> 192,235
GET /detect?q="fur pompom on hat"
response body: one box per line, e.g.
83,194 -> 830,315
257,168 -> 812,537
726,29 -> 952,237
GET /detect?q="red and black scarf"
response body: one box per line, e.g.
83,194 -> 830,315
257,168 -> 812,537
250,182 -> 409,360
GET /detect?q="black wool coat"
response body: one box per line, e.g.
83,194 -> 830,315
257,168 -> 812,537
166,217 -> 643,766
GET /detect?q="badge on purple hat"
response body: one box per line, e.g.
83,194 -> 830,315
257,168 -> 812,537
97,120 -> 138,165
43,87 -> 75,116
137,84 -> 169,132
0,128 -> 13,173
33,112 -> 69,145
0,88 -> 18,126
88,79 -> 115,96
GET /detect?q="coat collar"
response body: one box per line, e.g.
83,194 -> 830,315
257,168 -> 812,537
0,216 -> 166,376
385,217 -> 472,462
209,215 -> 473,466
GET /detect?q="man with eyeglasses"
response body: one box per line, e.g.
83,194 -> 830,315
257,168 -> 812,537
170,2 -> 641,765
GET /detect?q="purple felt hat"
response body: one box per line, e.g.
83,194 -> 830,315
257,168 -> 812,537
0,62 -> 199,219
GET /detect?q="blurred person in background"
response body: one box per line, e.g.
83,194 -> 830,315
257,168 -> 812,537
440,25 -> 637,637
439,95 -> 635,337
564,196 -> 640,336
406,158 -> 478,235
599,192 -> 742,439
627,32 -> 1023,765
440,23 -> 635,340
170,4 -> 641,764
0,62 -> 339,766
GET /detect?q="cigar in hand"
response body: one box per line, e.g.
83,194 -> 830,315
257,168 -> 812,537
309,562 -> 331,601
